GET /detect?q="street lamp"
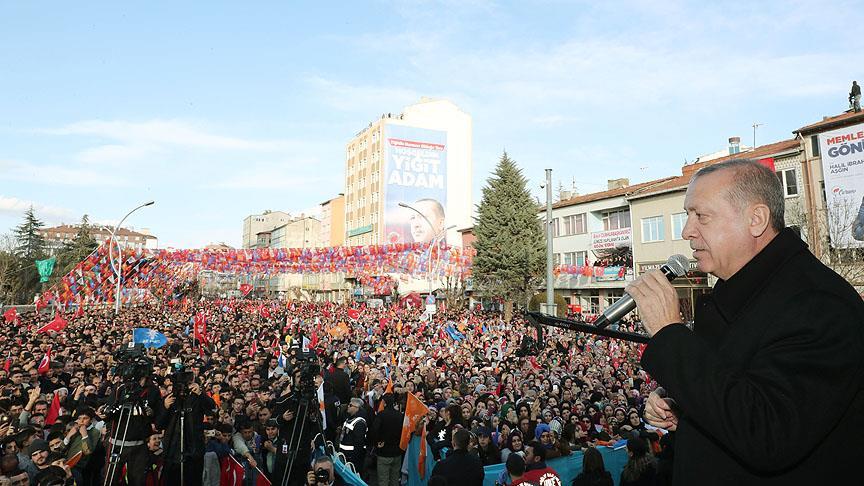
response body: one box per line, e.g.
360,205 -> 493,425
109,200 -> 154,314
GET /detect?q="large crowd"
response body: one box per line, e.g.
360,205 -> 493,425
0,298 -> 672,486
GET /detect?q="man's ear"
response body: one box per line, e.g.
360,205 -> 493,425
749,203 -> 771,237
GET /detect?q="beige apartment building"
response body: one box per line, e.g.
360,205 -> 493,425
627,138 -> 804,319
242,210 -> 292,249
38,224 -> 158,252
344,97 -> 473,248
319,194 -> 345,247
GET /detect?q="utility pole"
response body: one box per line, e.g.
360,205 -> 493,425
545,169 -> 554,315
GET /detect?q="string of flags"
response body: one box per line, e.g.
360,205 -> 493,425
32,241 -> 474,310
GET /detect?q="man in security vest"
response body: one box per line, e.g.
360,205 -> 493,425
338,398 -> 367,478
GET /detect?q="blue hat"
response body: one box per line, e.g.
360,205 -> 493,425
534,423 -> 551,441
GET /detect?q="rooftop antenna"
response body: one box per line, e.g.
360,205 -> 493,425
752,122 -> 764,149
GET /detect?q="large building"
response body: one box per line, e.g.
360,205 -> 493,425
793,110 -> 864,290
38,224 -> 158,253
344,97 -> 473,248
241,210 -> 292,249
540,178 -> 674,316
319,194 -> 345,247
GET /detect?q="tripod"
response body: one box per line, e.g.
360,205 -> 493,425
103,382 -> 146,486
280,393 -> 327,486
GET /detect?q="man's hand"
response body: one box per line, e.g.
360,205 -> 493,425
282,410 -> 294,422
263,440 -> 275,453
625,269 -> 681,336
78,425 -> 88,437
643,390 -> 678,431
189,383 -> 201,395
164,393 -> 176,409
247,456 -> 257,468
306,470 -> 317,486
26,385 -> 41,408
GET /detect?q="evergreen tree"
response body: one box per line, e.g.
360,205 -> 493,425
472,152 -> 545,318
11,206 -> 46,303
13,206 -> 45,260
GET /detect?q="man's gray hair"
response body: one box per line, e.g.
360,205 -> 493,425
349,398 -> 364,408
692,159 -> 785,232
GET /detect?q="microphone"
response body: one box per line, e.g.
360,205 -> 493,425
593,254 -> 689,330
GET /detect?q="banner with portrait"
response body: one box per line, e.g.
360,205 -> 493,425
382,125 -> 448,245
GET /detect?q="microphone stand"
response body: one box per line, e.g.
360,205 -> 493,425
525,312 -> 650,344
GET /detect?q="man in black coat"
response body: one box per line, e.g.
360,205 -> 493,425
630,159 -> 864,484
370,394 -> 403,486
429,429 -> 484,486
158,379 -> 218,486
325,357 -> 351,405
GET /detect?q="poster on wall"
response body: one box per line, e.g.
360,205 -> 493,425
818,122 -> 864,248
383,125 -> 448,245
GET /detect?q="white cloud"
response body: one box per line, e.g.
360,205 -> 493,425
42,119 -> 297,152
76,144 -> 157,165
304,76 -> 422,114
0,159 -> 131,187
0,195 -> 75,222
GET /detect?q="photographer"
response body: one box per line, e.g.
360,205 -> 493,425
157,367 -> 217,486
305,455 -> 344,486
102,348 -> 162,486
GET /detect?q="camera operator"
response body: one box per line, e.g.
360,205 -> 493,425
157,365 -> 217,486
102,346 -> 162,486
306,455 -> 344,486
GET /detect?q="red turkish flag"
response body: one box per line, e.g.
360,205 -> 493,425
3,307 -> 17,325
36,315 -> 68,334
37,346 -> 52,375
239,284 -> 253,296
220,455 -> 245,486
193,313 -> 208,345
45,392 -> 61,425
248,340 -> 258,358
347,308 -> 361,320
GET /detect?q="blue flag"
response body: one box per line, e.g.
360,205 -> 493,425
133,328 -> 168,349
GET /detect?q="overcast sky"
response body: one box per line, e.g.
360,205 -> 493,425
1,0 -> 858,247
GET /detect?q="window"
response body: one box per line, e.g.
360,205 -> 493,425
642,216 -> 664,242
671,212 -> 687,240
553,253 -> 561,266
811,135 -> 820,157
602,209 -> 631,230
605,290 -> 624,309
563,213 -> 587,235
775,169 -> 798,197
549,218 -> 560,237
587,296 -> 601,314
563,251 -> 588,266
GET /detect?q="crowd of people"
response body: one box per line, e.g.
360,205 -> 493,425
0,297 -> 670,486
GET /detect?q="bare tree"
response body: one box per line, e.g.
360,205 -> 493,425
440,272 -> 468,310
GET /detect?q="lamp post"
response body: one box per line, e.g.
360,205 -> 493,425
109,200 -> 155,314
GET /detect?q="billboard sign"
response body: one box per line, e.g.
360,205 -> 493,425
818,122 -> 864,248
383,125 -> 448,245
590,228 -> 632,250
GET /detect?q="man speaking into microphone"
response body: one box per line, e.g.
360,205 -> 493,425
626,159 -> 864,484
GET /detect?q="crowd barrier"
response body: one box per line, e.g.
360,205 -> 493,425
332,444 -> 630,486
482,446 -> 629,486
